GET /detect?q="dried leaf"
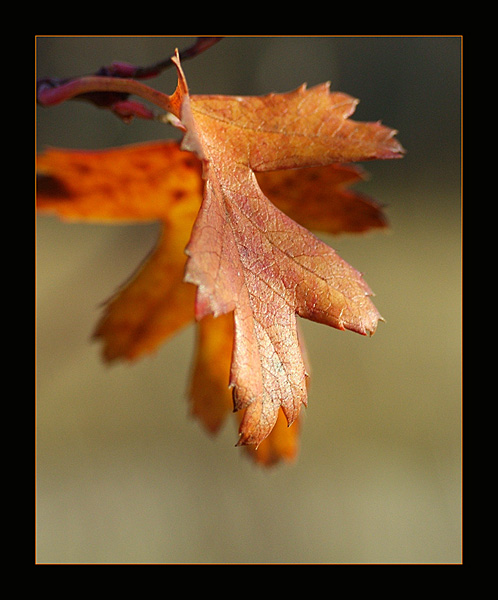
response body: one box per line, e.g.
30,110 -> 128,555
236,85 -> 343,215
189,313 -> 234,433
38,142 -> 202,361
257,163 -> 387,235
174,57 -> 402,447
37,52 -> 404,462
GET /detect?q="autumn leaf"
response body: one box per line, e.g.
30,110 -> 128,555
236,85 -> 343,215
37,140 -> 383,465
173,55 -> 402,447
37,49 -> 403,463
256,164 -> 388,235
189,311 -> 308,465
38,142 -> 202,361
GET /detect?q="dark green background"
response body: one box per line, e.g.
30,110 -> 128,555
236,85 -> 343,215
36,36 -> 461,563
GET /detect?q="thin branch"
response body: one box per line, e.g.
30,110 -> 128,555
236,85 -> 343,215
110,36 -> 224,80
36,37 -> 223,121
37,75 -> 175,113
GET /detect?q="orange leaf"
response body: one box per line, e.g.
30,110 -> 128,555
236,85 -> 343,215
257,163 -> 388,235
175,57 -> 403,447
189,313 -> 234,433
37,141 -> 381,464
181,86 -> 403,172
37,53 -> 403,463
37,141 -> 202,223
94,232 -> 196,362
189,312 -> 303,465
240,408 -> 300,466
37,141 -> 202,360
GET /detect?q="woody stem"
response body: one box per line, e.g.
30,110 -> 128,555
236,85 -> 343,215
37,75 -> 179,117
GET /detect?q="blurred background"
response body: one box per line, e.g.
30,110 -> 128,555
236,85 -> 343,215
36,36 -> 461,564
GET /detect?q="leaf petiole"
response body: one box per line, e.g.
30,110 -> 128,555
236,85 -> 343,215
37,75 -> 178,117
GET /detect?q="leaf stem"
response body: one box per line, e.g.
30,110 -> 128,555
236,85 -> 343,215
37,75 -> 178,116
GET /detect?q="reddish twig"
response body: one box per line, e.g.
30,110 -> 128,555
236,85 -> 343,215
37,75 -> 177,120
37,37 -> 223,121
106,36 -> 224,80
